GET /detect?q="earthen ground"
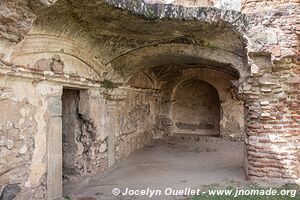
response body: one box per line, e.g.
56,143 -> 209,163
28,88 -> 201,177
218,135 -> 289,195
64,137 -> 246,200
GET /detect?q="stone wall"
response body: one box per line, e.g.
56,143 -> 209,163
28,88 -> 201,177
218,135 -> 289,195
112,89 -> 158,161
0,0 -> 58,61
170,79 -> 220,136
245,3 -> 299,60
144,0 -> 214,7
153,67 -> 245,140
0,58 -> 159,198
241,0 -> 300,183
61,89 -> 108,184
241,0 -> 299,13
144,0 -> 241,10
0,75 -> 62,199
60,86 -> 158,183
242,56 -> 300,182
0,0 -> 299,198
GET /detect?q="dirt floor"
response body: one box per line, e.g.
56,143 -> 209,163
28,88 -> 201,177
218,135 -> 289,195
64,137 -> 246,200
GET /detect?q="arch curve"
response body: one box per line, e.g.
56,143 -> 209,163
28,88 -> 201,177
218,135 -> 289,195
109,43 -> 246,81
170,78 -> 220,136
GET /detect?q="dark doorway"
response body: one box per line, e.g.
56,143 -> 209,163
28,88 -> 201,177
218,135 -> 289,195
62,89 -> 82,185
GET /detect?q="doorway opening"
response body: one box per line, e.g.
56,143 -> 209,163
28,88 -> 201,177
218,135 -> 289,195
61,88 -> 94,194
62,89 -> 81,185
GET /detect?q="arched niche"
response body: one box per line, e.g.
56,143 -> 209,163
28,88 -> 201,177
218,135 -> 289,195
170,79 -> 220,136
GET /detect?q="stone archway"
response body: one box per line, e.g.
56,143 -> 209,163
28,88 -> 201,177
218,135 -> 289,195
170,79 -> 220,136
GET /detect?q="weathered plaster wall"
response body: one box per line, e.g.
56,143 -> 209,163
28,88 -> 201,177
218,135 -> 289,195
12,35 -> 104,79
153,67 -> 245,140
62,89 -> 109,184
61,86 -> 159,182
0,62 -> 159,198
0,0 -> 299,198
170,79 -> 220,136
127,69 -> 158,89
5,0 -> 247,83
0,75 -> 62,199
0,0 -> 247,199
62,88 -> 109,184
112,89 -> 158,161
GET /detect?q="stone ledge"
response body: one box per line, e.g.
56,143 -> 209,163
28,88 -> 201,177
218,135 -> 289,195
105,0 -> 248,33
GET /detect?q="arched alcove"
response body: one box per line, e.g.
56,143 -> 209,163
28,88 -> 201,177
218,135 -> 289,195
170,79 -> 220,136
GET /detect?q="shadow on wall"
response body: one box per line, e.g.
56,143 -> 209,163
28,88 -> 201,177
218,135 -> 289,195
170,79 -> 220,136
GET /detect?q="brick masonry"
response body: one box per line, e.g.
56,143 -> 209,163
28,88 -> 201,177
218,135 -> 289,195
239,0 -> 300,182
0,0 -> 300,199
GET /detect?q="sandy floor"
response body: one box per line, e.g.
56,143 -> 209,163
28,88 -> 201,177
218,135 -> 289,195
64,137 -> 246,200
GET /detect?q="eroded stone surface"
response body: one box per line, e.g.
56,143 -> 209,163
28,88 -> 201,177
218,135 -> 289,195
0,0 -> 299,199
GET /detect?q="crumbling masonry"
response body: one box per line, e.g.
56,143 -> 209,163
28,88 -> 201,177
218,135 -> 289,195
0,0 -> 299,199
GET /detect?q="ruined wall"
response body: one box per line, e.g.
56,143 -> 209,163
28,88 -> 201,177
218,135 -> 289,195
144,0 -> 213,7
242,56 -> 300,182
245,3 -> 299,60
62,89 -> 108,184
0,75 -> 62,199
144,0 -> 241,10
170,79 -> 220,136
0,0 -> 299,197
155,68 -> 245,140
0,59 -> 159,198
0,61 -> 107,198
127,69 -> 158,89
241,0 -> 299,13
241,0 -> 300,182
11,37 -> 104,81
76,87 -> 158,168
0,0 -> 58,61
60,87 -> 155,185
112,89 -> 158,161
